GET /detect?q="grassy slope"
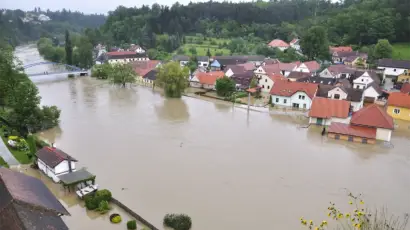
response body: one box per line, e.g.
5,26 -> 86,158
0,129 -> 31,164
0,156 -> 9,168
392,43 -> 410,60
178,36 -> 231,56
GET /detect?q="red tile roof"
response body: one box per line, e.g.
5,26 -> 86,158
309,97 -> 350,119
237,62 -> 256,71
351,104 -> 394,129
329,46 -> 353,53
328,122 -> 377,139
268,39 -> 289,47
106,51 -> 137,56
270,80 -> 318,98
35,147 -> 77,168
269,73 -> 287,82
388,92 -> 410,109
290,38 -> 299,44
400,83 -> 410,94
302,61 -> 321,72
132,60 -> 160,77
197,71 -> 225,85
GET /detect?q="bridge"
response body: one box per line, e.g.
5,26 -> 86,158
23,61 -> 88,76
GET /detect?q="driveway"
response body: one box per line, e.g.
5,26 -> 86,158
0,138 -> 19,165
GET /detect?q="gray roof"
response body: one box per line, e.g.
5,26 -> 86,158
378,59 -> 410,69
225,65 -> 246,74
298,76 -> 336,85
172,55 -> 190,62
58,168 -> 95,185
288,71 -> 311,80
197,56 -> 209,62
317,85 -> 363,102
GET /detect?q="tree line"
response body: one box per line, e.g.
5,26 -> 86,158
99,0 -> 408,49
0,44 -> 61,135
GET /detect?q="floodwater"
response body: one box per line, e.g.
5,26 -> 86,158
15,45 -> 410,230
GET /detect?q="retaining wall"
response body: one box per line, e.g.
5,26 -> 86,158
111,197 -> 159,230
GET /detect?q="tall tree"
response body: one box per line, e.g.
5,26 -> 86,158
373,39 -> 393,60
300,26 -> 329,60
215,76 -> 236,97
156,62 -> 189,98
108,63 -> 136,87
65,30 -> 73,65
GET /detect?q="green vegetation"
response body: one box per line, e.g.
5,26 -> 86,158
0,156 -> 9,168
156,62 -> 190,98
392,43 -> 410,60
300,192 -> 409,230
373,39 -> 393,60
178,36 -> 231,56
300,26 -> 329,60
127,220 -> 137,230
163,214 -> 192,230
91,63 -> 112,79
110,214 -> 122,224
109,63 -> 136,87
96,200 -> 111,214
0,130 -> 31,164
215,77 -> 236,97
84,189 -> 112,211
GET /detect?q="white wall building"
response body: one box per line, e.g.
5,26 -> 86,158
36,147 -> 77,183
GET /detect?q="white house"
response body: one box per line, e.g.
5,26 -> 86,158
107,51 -> 149,64
290,38 -> 301,51
293,61 -> 320,73
363,83 -> 382,102
270,81 -> 318,109
377,59 -> 410,77
197,56 -> 209,67
172,55 -> 190,66
353,71 -> 374,90
225,65 -> 246,78
319,65 -> 355,79
35,147 -> 77,183
309,97 -> 351,126
130,44 -> 145,53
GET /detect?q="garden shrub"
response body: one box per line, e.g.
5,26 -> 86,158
8,136 -> 19,140
84,195 -> 99,210
163,213 -> 192,230
95,189 -> 112,203
110,213 -> 122,223
96,200 -> 110,214
127,220 -> 137,230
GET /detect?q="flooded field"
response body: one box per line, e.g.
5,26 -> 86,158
16,45 -> 410,230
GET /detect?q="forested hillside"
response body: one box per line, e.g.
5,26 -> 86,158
100,0 -> 409,49
0,8 -> 106,46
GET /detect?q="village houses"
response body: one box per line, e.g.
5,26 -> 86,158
270,80 -> 318,109
387,92 -> 410,121
316,85 -> 364,112
132,60 -> 161,85
190,71 -> 225,90
106,51 -> 149,64
319,65 -> 356,79
352,71 -> 382,103
289,38 -> 301,51
377,58 -> 410,78
36,146 -> 77,183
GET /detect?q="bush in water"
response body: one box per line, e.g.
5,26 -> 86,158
84,194 -> 99,210
127,220 -> 137,230
110,213 -> 122,223
95,189 -> 112,203
96,200 -> 110,214
163,213 -> 192,230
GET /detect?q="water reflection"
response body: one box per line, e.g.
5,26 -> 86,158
155,98 -> 189,122
69,79 -> 78,103
108,87 -> 139,108
214,102 -> 232,112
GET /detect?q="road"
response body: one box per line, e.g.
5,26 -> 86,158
0,138 -> 19,165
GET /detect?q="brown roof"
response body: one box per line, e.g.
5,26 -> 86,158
35,147 -> 77,168
328,122 -> 376,139
270,81 -> 318,98
388,92 -> 410,109
327,65 -> 356,75
309,97 -> 350,119
225,65 -> 246,74
329,46 -> 353,53
287,71 -> 311,80
197,71 -> 225,85
400,83 -> 410,94
268,39 -> 289,47
351,104 -> 394,129
237,62 -> 256,71
302,61 -> 320,72
132,60 -> 160,77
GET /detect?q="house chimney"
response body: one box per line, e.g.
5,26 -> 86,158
68,158 -> 73,173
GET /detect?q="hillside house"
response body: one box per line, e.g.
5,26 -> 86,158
309,97 -> 351,125
377,59 -> 410,77
332,51 -> 367,65
172,55 -> 190,66
0,168 -> 70,230
268,39 -> 289,51
36,147 -> 77,183
106,51 -> 148,64
387,92 -> 410,121
289,38 -> 301,51
270,81 -> 318,109
329,46 -> 353,53
197,56 -> 209,67
129,44 -> 145,53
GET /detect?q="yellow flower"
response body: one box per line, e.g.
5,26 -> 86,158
301,220 -> 307,225
360,200 -> 364,205
349,201 -> 353,205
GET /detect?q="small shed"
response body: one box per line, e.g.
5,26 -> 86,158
58,168 -> 97,197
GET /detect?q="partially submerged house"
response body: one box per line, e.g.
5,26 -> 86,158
36,146 -> 77,183
387,92 -> 410,121
231,70 -> 255,90
269,81 -> 318,109
309,97 -> 351,126
316,85 -> 364,112
132,60 -> 161,84
328,104 -> 394,143
0,168 -> 70,230
195,71 -> 225,90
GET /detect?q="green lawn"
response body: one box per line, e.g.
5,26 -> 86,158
0,156 -> 9,168
178,36 -> 231,56
0,130 -> 32,164
392,43 -> 410,60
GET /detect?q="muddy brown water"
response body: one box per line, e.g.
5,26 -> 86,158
15,45 -> 410,230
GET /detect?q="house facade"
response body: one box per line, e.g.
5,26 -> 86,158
309,97 -> 351,126
197,56 -> 209,67
387,92 -> 410,121
196,71 -> 225,90
377,59 -> 410,77
172,55 -> 190,66
270,81 -> 318,109
36,147 -> 77,183
320,65 -> 355,79
293,61 -> 320,73
107,51 -> 149,64
289,38 -> 301,51
397,70 -> 410,83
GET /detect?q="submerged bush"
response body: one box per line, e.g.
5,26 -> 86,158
163,213 -> 192,230
127,220 -> 137,230
110,213 -> 122,223
84,194 -> 99,210
95,189 -> 112,202
96,200 -> 111,214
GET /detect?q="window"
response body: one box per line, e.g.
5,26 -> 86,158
298,95 -> 305,100
356,85 -> 360,89
335,134 -> 340,140
284,99 -> 287,103
265,79 -> 267,82
303,104 -> 306,109
393,108 -> 400,114
267,85 -> 270,89
275,98 -> 279,103
361,79 -> 364,82
262,85 -> 265,88
348,136 -> 353,142
334,94 -> 340,99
